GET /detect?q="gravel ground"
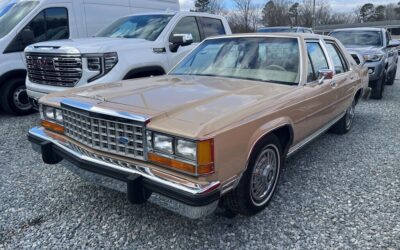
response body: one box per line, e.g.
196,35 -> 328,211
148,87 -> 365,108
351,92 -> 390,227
1,70 -> 400,249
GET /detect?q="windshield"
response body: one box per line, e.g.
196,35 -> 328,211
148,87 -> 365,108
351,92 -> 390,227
96,14 -> 173,41
330,31 -> 383,47
170,37 -> 300,85
258,28 -> 295,33
0,0 -> 39,39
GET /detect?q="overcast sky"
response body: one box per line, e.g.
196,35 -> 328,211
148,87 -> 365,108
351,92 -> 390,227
179,0 -> 399,12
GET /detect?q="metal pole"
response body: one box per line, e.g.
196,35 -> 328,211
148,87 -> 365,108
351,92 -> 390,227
312,0 -> 316,29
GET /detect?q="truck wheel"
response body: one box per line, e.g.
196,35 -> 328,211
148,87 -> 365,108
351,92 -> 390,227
386,67 -> 397,86
0,77 -> 34,115
223,134 -> 282,216
370,71 -> 386,100
331,99 -> 356,134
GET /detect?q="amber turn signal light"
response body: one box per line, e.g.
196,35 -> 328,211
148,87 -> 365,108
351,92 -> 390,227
148,153 -> 196,174
197,139 -> 215,174
41,120 -> 65,134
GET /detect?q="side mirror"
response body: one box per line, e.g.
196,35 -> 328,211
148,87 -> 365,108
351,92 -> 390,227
21,29 -> 35,46
318,69 -> 334,84
388,39 -> 400,48
169,33 -> 193,52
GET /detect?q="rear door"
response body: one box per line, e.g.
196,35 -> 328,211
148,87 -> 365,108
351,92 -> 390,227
297,40 -> 338,139
324,39 -> 358,114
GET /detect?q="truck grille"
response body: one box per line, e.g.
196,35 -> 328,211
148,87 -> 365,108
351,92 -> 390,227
26,53 -> 82,87
63,108 -> 145,160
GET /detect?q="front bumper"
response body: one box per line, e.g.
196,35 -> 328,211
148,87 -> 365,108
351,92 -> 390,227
364,61 -> 384,82
28,127 -> 221,219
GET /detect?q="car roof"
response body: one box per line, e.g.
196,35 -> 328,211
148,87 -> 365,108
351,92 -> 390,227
208,33 -> 329,40
122,11 -> 224,19
259,26 -> 310,29
331,27 -> 384,32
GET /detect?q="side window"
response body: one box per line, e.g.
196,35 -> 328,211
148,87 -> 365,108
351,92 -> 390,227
307,55 -> 316,82
325,43 -> 348,74
386,31 -> 390,46
169,16 -> 201,43
306,42 -> 329,82
5,7 -> 69,53
199,17 -> 225,37
44,8 -> 69,41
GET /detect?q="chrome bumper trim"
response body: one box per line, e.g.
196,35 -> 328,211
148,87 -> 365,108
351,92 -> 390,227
60,159 -> 218,219
28,127 -> 220,196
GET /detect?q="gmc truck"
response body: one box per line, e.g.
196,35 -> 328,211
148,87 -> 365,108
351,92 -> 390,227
0,0 -> 180,115
25,12 -> 231,108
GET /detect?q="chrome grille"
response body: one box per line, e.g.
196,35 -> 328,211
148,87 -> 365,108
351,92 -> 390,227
63,108 -> 145,160
26,53 -> 82,87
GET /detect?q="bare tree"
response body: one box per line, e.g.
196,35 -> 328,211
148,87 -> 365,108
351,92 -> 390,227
228,0 -> 260,32
261,0 -> 291,27
385,3 -> 398,20
208,0 -> 225,15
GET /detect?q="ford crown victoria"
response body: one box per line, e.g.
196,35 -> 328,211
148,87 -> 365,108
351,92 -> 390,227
28,34 -> 369,218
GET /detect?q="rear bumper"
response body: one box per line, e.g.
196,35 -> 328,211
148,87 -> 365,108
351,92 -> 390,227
28,127 -> 221,219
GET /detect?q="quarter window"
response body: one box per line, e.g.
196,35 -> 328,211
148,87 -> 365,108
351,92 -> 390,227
169,16 -> 201,43
5,7 -> 69,53
306,42 -> 329,82
199,17 -> 225,37
325,43 -> 348,74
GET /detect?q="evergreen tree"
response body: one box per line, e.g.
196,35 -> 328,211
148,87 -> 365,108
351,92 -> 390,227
194,0 -> 210,12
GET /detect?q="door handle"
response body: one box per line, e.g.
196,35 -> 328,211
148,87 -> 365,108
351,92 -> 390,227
330,81 -> 337,87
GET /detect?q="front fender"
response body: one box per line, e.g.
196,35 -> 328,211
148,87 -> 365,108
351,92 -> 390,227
246,117 -> 294,163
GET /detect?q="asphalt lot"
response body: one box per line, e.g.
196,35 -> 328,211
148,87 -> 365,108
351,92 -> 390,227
1,69 -> 400,249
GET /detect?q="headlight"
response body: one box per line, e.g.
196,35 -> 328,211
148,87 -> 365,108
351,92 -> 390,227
363,53 -> 384,62
147,130 -> 214,176
153,133 -> 173,154
86,52 -> 118,82
42,105 -> 63,124
39,104 -> 64,133
176,139 -> 196,161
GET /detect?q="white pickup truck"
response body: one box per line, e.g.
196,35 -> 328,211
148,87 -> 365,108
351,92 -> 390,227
25,12 -> 231,108
0,0 -> 180,115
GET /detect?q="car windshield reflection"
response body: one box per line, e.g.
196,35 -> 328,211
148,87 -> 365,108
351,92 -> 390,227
170,37 -> 300,85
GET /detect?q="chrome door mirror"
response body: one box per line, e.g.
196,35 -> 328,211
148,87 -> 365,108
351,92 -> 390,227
318,69 -> 334,85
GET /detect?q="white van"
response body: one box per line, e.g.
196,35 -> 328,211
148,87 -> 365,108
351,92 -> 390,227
0,0 -> 179,115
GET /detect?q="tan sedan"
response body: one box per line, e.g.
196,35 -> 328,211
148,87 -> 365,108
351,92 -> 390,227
28,33 -> 369,218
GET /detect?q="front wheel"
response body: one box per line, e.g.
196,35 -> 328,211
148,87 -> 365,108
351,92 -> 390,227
370,70 -> 386,100
386,67 -> 397,86
331,99 -> 356,134
223,134 -> 282,216
0,77 -> 34,115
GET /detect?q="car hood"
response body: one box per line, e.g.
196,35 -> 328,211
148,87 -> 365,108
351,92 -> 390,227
344,45 -> 383,55
42,75 -> 297,138
25,37 -> 153,54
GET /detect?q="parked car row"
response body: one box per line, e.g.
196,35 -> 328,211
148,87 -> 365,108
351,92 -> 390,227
1,2 -> 396,219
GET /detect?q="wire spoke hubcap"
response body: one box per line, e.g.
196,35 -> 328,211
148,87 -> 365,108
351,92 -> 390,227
345,101 -> 355,130
250,146 -> 279,205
